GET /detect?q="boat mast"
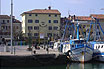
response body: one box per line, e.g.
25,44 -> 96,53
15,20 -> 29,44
76,18 -> 79,39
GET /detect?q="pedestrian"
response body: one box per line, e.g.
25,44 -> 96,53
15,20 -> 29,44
46,46 -> 49,54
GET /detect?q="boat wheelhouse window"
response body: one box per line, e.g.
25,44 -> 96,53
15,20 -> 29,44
96,46 -> 97,49
74,41 -> 80,44
74,40 -> 85,44
72,45 -> 74,48
101,45 -> 103,48
98,45 -> 100,49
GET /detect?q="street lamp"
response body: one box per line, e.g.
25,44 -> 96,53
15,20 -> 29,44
10,0 -> 13,54
0,0 -> 1,14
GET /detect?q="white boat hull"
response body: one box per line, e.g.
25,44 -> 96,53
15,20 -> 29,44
69,47 -> 93,62
92,43 -> 104,62
94,54 -> 104,62
96,56 -> 104,62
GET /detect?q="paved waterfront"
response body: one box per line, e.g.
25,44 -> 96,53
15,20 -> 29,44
0,45 -> 62,56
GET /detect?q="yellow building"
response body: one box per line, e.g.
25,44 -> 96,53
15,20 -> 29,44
21,7 -> 61,41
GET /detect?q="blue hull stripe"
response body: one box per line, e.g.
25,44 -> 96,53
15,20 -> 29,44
71,46 -> 93,50
93,53 -> 104,56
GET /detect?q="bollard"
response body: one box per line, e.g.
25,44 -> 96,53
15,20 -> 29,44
31,46 -> 33,55
4,45 -> 6,52
14,46 -> 15,55
46,46 -> 49,54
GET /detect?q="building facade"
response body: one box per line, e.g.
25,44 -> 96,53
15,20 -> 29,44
21,7 -> 61,41
74,16 -> 94,39
0,15 -> 21,41
90,14 -> 104,40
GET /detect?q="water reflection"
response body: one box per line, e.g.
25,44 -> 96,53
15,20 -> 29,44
67,62 -> 104,69
1,62 -> 104,69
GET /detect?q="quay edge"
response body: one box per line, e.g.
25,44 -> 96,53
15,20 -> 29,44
0,54 -> 70,67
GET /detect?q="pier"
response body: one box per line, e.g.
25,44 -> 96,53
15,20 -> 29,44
0,46 -> 69,67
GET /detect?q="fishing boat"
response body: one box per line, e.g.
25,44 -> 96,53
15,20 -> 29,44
89,41 -> 104,62
61,19 -> 94,62
68,24 -> 93,62
87,18 -> 104,62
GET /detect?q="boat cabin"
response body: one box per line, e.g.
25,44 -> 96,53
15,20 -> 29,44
69,39 -> 86,49
90,41 -> 104,53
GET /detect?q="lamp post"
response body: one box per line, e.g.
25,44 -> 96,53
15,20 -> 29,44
10,0 -> 13,54
0,0 -> 1,14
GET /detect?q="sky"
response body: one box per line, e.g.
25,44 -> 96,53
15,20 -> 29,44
1,0 -> 104,21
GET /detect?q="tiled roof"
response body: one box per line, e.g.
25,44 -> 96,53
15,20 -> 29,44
0,15 -> 10,19
76,16 -> 92,21
22,9 -> 61,14
0,15 -> 21,23
13,19 -> 21,23
90,14 -> 104,19
67,16 -> 93,21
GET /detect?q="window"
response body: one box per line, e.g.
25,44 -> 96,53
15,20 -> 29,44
16,26 -> 18,29
49,20 -> 51,23
29,14 -> 32,16
47,33 -> 52,37
28,19 -> 33,23
48,26 -> 52,30
54,26 -> 58,30
28,26 -> 33,30
28,33 -> 32,36
35,20 -> 39,23
6,26 -> 8,30
55,14 -> 57,17
101,45 -> 103,48
53,20 -> 58,23
34,33 -> 39,37
34,26 -> 39,30
3,20 -> 5,23
98,45 -> 100,49
35,14 -> 38,16
7,20 -> 9,23
49,14 -> 51,17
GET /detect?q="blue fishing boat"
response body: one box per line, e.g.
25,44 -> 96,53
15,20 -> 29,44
61,19 -> 94,62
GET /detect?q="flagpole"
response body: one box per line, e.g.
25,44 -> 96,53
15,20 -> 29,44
11,0 -> 13,54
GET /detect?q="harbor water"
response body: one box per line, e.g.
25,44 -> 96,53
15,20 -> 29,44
1,62 -> 104,69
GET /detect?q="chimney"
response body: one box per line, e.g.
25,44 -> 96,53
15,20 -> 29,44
10,15 -> 15,19
12,16 -> 15,19
48,6 -> 51,10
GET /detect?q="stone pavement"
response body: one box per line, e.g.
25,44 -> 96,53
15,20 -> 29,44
0,46 -> 62,56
